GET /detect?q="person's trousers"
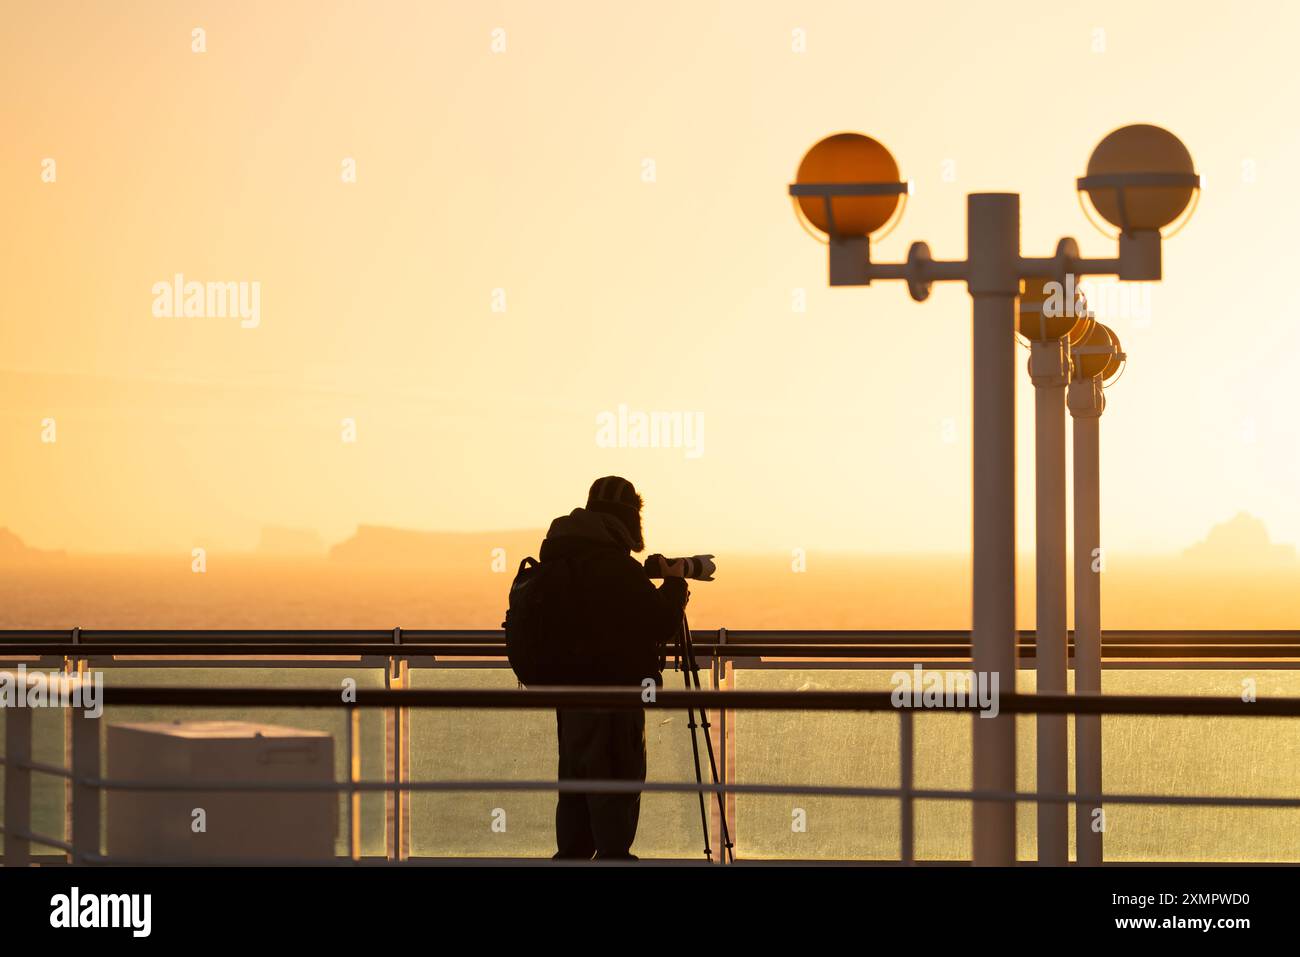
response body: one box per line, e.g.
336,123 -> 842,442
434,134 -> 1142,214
554,708 -> 646,860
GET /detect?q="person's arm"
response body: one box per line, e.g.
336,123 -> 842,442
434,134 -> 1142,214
608,556 -> 689,650
653,575 -> 690,614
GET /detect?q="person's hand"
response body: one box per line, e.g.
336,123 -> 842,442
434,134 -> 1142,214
659,556 -> 687,577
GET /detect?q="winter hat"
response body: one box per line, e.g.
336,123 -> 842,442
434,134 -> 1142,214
586,476 -> 644,551
588,476 -> 640,510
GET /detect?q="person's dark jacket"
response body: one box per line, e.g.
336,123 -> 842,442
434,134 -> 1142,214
538,507 -> 688,686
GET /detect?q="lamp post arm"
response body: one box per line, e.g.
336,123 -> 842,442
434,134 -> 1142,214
1019,255 -> 1123,279
1019,232 -> 1162,283
861,241 -> 967,301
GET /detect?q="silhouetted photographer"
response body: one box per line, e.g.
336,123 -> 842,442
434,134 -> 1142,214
504,476 -> 714,860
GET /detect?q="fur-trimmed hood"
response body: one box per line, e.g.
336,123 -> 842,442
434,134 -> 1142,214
541,507 -> 635,553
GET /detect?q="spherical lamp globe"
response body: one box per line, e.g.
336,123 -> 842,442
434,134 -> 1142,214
1019,277 -> 1088,341
1073,321 -> 1122,380
794,133 -> 903,237
1082,124 -> 1197,233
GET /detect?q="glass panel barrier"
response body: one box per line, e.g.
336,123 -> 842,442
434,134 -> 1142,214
408,666 -> 715,860
96,667 -> 387,859
734,667 -> 1300,862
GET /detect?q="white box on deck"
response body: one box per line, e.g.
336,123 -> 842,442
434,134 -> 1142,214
106,720 -> 337,863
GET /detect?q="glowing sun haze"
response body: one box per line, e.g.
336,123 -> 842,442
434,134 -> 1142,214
2,0 -> 1298,559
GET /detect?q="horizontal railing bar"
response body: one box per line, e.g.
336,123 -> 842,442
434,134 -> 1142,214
7,658 -> 1297,678
71,775 -> 1300,810
715,646 -> 1278,661
0,629 -> 414,642
79,855 -> 1299,867
0,823 -> 76,854
5,628 -> 1300,645
69,685 -> 1300,716
0,756 -> 75,780
5,656 -> 1293,674
4,643 -> 1298,659
2,645 -> 456,656
723,629 -> 1300,644
75,852 -> 726,867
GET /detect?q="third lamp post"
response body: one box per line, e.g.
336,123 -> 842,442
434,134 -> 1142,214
1069,317 -> 1126,866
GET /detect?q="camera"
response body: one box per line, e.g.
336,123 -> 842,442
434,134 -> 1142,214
644,553 -> 716,581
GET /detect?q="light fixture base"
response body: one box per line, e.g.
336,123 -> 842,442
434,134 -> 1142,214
1029,338 -> 1070,387
828,236 -> 871,286
1117,230 -> 1162,281
1067,376 -> 1106,418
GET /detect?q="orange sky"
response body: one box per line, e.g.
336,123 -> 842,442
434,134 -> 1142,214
2,1 -> 1298,557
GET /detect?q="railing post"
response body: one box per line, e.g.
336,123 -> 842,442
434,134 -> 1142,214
70,692 -> 100,865
399,661 -> 410,861
385,650 -> 410,862
899,708 -> 914,866
62,656 -> 75,861
4,699 -> 33,866
707,636 -> 721,862
348,704 -> 362,862
385,660 -> 394,861
717,628 -> 737,862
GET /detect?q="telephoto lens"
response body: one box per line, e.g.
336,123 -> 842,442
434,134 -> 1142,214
644,554 -> 716,581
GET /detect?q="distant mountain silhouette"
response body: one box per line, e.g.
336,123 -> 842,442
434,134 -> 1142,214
0,528 -> 66,563
328,525 -> 543,569
1183,512 -> 1297,567
256,525 -> 325,557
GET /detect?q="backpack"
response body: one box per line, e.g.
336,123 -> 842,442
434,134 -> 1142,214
502,556 -> 586,685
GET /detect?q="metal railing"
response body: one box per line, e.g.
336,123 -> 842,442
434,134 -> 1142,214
4,627 -> 1300,662
3,629 -> 1300,865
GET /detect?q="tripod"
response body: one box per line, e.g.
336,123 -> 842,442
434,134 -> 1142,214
673,615 -> 735,863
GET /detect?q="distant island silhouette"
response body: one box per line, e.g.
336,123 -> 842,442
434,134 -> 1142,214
0,527 -> 65,563
328,525 -> 543,567
1,515 -> 1298,630
3,512 -> 1297,573
1182,512 -> 1297,567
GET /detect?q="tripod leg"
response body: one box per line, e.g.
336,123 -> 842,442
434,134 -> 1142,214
682,621 -> 735,863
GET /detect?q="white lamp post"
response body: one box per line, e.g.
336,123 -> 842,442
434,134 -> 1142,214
789,125 -> 1197,866
1069,319 -> 1125,866
1019,282 -> 1091,866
